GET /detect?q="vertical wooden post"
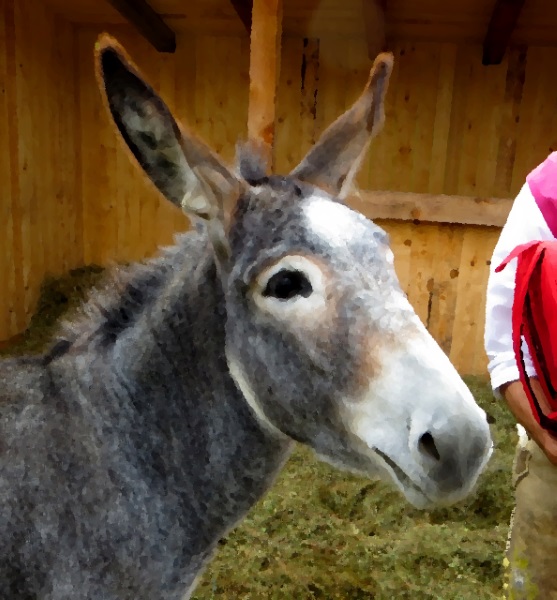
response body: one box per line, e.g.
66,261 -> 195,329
247,0 -> 283,172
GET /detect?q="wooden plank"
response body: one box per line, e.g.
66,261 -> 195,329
348,190 -> 512,227
106,0 -> 176,53
15,0 -> 44,324
0,1 -> 15,338
449,226 -> 498,374
0,0 -> 84,341
455,47 -> 485,196
247,0 -> 283,171
406,43 -> 443,194
363,0 -> 387,60
222,35 -> 251,162
79,28 -> 111,265
270,37 -> 297,173
427,225 -> 465,356
444,45 -> 507,198
482,0 -> 526,66
298,38 -> 322,160
428,43 -> 456,194
443,44 -> 469,196
474,46 -> 508,196
230,0 -> 253,33
493,45 -> 526,197
406,221 -> 437,327
512,46 -> 557,193
68,25 -> 85,272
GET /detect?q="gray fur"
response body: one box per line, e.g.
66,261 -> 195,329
0,36 -> 493,599
0,233 -> 289,599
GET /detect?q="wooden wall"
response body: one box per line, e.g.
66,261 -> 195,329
274,37 -> 557,375
3,1 -> 557,376
0,0 -> 80,339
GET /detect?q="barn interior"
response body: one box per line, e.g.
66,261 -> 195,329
1,0 -> 556,376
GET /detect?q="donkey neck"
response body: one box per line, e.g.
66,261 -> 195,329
103,229 -> 291,456
71,231 -> 293,560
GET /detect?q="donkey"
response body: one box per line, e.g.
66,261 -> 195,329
0,35 -> 492,599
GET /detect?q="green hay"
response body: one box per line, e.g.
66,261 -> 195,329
191,377 -> 515,600
1,268 -> 516,598
0,265 -> 107,357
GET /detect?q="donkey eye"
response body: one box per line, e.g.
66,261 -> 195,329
262,270 -> 313,300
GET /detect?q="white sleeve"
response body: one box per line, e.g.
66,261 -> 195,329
484,182 -> 554,396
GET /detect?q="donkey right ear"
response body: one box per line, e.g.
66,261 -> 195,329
95,34 -> 243,224
290,52 -> 393,199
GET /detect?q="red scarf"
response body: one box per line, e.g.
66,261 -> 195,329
496,240 -> 557,432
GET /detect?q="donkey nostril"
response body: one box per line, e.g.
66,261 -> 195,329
418,432 -> 441,461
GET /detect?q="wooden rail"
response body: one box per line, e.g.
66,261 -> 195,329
349,190 -> 513,227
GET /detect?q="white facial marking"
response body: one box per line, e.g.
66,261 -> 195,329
367,289 -> 419,335
226,353 -> 290,441
303,195 -> 369,247
340,320 -> 492,506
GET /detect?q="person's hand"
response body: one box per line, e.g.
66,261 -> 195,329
501,378 -> 557,466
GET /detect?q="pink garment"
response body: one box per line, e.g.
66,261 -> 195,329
527,151 -> 557,237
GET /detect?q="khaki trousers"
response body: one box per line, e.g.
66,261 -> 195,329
504,428 -> 557,599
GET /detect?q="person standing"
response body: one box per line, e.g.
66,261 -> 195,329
485,151 -> 557,599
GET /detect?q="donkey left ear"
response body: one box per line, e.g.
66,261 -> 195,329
291,52 -> 393,199
94,34 -> 243,229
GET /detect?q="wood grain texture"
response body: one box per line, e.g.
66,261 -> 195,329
247,0 -> 283,170
363,0 -> 387,59
230,0 -> 253,32
348,190 -> 513,227
4,7 -> 557,377
482,0 -> 526,65
0,0 -> 82,340
106,0 -> 176,53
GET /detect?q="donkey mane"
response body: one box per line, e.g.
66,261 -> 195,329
41,238 -> 190,361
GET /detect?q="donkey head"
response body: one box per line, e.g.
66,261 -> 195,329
96,35 -> 492,509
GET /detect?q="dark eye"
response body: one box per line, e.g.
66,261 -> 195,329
262,270 -> 313,300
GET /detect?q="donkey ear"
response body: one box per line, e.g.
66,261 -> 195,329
95,34 -> 242,224
290,52 -> 393,199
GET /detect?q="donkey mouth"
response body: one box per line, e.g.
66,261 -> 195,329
374,448 -> 433,506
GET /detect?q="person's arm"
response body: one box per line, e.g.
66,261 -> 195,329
501,379 -> 557,465
484,181 -> 557,463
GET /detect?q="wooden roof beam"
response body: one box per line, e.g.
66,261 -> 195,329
106,0 -> 176,53
247,0 -> 283,171
363,0 -> 388,60
482,0 -> 526,65
230,0 -> 253,33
